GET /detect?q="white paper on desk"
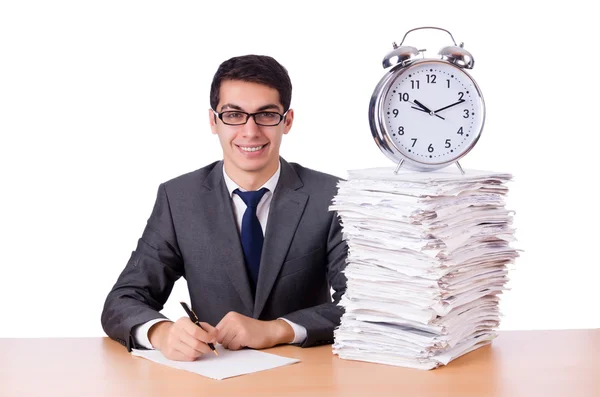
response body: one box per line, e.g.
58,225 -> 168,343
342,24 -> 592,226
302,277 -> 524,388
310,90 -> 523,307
131,345 -> 300,380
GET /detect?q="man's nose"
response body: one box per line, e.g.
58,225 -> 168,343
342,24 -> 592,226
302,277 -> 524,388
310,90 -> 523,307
241,116 -> 261,136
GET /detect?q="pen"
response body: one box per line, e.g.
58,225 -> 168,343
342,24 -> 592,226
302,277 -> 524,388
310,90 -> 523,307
180,301 -> 218,356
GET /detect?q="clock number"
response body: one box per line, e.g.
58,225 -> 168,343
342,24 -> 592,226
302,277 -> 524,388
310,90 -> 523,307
457,127 -> 464,135
392,109 -> 399,117
463,109 -> 470,118
426,74 -> 436,84
411,138 -> 417,147
398,126 -> 405,135
445,139 -> 451,148
411,80 -> 420,89
446,79 -> 451,88
458,92 -> 464,101
428,144 -> 434,153
399,93 -> 410,102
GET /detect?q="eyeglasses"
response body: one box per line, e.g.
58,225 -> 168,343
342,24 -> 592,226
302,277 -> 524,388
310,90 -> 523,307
212,109 -> 287,126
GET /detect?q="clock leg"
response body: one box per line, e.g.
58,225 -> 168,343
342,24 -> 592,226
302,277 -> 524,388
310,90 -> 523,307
455,161 -> 465,175
394,159 -> 404,174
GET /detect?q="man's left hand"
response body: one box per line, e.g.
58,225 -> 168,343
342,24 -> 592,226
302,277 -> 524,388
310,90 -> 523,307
215,312 -> 294,350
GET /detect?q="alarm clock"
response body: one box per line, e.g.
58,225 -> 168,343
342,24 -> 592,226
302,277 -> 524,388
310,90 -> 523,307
369,27 -> 485,173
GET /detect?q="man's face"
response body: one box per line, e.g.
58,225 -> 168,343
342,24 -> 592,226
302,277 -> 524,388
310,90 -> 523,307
209,80 -> 293,181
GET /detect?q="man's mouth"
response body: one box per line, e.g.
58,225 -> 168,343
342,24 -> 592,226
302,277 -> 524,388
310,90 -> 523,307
238,144 -> 267,152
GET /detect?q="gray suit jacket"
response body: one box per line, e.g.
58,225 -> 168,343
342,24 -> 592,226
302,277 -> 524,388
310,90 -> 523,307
101,158 -> 348,351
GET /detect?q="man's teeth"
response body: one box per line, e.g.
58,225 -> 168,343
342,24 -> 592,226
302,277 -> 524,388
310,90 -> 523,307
240,145 -> 265,152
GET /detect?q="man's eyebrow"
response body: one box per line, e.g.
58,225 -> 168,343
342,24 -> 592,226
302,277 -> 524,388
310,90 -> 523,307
220,104 -> 244,111
256,104 -> 283,112
220,103 -> 283,112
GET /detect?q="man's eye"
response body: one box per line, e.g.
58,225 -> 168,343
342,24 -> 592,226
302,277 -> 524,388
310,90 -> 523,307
224,112 -> 244,119
258,112 -> 278,119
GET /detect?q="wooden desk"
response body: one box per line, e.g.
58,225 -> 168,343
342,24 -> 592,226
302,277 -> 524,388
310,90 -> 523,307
1,329 -> 598,397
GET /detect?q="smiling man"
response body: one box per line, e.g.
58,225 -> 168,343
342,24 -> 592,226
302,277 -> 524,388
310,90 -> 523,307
101,55 -> 349,361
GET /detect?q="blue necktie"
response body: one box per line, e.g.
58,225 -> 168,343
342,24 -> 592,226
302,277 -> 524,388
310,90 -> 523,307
234,187 -> 269,293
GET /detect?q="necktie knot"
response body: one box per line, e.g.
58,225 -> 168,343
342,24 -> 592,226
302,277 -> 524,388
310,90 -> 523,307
234,187 -> 269,208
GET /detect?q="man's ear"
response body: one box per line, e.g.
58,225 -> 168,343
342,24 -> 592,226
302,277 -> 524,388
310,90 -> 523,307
209,108 -> 218,134
283,109 -> 294,135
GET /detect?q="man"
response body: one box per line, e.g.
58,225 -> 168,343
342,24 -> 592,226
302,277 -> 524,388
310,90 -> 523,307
101,54 -> 348,361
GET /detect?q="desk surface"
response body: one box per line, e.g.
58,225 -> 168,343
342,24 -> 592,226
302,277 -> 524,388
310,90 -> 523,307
1,329 -> 598,397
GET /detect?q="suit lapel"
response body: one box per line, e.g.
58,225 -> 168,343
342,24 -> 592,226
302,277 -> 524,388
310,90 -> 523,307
253,159 -> 307,318
202,162 -> 254,314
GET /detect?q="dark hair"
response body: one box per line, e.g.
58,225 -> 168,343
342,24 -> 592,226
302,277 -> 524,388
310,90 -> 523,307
210,55 -> 292,112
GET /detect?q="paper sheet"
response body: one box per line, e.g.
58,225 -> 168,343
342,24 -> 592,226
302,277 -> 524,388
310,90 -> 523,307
131,345 -> 300,380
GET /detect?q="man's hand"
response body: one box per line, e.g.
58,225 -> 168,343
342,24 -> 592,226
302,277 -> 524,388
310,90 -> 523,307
148,317 -> 218,361
216,312 -> 294,351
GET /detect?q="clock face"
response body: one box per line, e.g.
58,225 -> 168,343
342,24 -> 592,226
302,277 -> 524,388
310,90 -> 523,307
381,60 -> 485,166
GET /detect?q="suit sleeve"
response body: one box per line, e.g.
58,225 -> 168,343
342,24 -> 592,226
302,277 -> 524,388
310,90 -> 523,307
281,210 -> 348,347
100,183 -> 184,351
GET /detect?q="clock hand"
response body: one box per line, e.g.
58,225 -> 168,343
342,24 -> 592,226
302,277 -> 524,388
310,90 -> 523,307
413,99 -> 433,113
411,100 -> 445,120
434,99 -> 466,113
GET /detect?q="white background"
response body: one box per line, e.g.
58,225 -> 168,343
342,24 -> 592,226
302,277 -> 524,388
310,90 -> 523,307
1,1 -> 598,337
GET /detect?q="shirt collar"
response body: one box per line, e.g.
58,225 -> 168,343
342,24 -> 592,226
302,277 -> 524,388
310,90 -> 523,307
223,161 -> 281,196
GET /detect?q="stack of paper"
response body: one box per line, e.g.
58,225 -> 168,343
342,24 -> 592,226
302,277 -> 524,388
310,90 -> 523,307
330,167 -> 519,370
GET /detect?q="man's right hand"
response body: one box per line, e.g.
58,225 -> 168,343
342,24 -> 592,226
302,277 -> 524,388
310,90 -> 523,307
148,317 -> 218,361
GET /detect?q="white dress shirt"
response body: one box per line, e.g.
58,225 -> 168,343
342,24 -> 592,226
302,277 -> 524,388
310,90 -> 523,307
133,162 -> 307,348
